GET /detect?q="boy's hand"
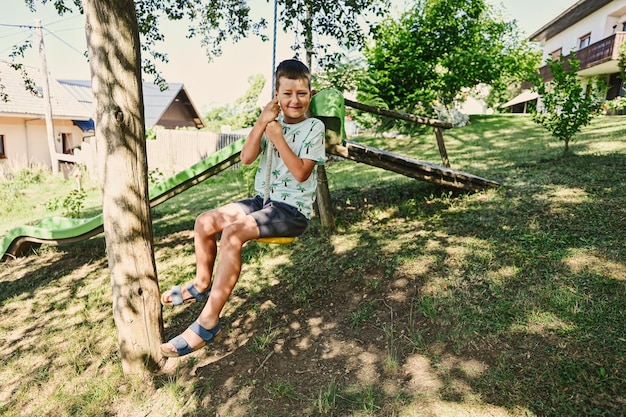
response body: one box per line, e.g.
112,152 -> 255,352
259,98 -> 280,125
265,120 -> 283,144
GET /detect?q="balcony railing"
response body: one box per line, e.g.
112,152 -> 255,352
537,32 -> 626,82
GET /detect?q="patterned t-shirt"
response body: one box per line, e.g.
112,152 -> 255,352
256,116 -> 326,219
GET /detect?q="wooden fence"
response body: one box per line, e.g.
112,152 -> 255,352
147,130 -> 243,176
71,130 -> 244,183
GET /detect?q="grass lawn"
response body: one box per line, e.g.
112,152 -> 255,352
0,114 -> 625,416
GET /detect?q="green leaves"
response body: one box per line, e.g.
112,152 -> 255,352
280,0 -> 389,55
203,74 -> 265,132
360,0 -> 538,119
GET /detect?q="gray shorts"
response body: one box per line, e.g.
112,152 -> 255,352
235,195 -> 310,238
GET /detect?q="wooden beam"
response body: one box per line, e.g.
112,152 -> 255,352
344,98 -> 453,129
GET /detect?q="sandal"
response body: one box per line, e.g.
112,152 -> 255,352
160,321 -> 222,358
161,283 -> 210,307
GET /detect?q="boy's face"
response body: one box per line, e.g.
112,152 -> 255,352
275,76 -> 311,124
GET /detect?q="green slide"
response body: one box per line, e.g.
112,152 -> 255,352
1,138 -> 245,261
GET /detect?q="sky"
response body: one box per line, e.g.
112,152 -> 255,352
0,0 -> 578,113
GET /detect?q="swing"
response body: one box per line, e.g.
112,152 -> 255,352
252,141 -> 296,245
255,236 -> 296,244
252,3 -> 298,246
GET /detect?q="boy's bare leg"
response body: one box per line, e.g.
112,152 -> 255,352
160,203 -> 249,303
160,215 -> 260,353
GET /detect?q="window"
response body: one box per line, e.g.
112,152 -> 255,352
622,22 -> 626,32
61,133 -> 73,155
579,33 -> 591,49
551,48 -> 562,60
0,135 -> 5,159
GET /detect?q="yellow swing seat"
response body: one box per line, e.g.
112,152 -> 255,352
253,236 -> 296,245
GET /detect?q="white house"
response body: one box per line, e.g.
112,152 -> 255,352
531,0 -> 626,99
504,0 -> 626,112
0,61 -> 92,173
0,61 -> 205,175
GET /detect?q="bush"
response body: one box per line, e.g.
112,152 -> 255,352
602,97 -> 626,115
45,189 -> 87,218
532,55 -> 604,154
433,104 -> 470,127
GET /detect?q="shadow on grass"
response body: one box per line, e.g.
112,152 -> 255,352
153,153 -> 623,416
423,154 -> 626,415
1,135 -> 624,416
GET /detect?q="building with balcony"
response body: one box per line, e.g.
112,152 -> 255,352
504,0 -> 626,112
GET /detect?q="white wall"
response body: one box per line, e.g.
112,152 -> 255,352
0,117 -> 87,173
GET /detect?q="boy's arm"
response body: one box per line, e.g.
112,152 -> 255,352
241,98 -> 281,165
240,119 -> 265,165
265,120 -> 317,183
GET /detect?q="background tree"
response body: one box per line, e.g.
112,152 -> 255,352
312,54 -> 364,93
486,48 -> 542,112
531,56 -> 604,155
203,74 -> 265,132
618,41 -> 626,81
358,0 -> 536,122
279,0 -> 387,63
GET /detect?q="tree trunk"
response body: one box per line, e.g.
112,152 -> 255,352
84,0 -> 164,375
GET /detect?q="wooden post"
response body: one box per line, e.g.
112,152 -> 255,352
35,19 -> 59,175
434,127 -> 450,168
306,31 -> 336,230
315,164 -> 335,230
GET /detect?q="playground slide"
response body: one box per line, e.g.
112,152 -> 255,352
1,138 -> 245,261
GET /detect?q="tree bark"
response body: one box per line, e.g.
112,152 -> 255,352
84,0 -> 164,375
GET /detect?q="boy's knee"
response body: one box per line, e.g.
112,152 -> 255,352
195,211 -> 216,233
221,223 -> 249,246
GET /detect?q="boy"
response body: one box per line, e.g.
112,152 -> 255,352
160,59 -> 326,357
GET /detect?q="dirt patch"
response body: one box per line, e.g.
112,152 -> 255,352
156,264 -> 444,416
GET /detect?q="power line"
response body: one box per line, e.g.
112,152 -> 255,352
43,27 -> 85,56
0,23 -> 37,29
0,20 -> 86,61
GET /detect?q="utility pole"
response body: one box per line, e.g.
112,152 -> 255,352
35,19 -> 59,175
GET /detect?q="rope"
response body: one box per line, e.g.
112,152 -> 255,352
254,0 -> 295,245
271,0 -> 278,93
255,138 -> 295,244
263,141 -> 274,203
265,0 -> 276,204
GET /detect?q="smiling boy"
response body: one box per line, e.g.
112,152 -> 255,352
160,59 -> 326,357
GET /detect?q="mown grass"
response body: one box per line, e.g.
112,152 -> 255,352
0,114 -> 625,416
